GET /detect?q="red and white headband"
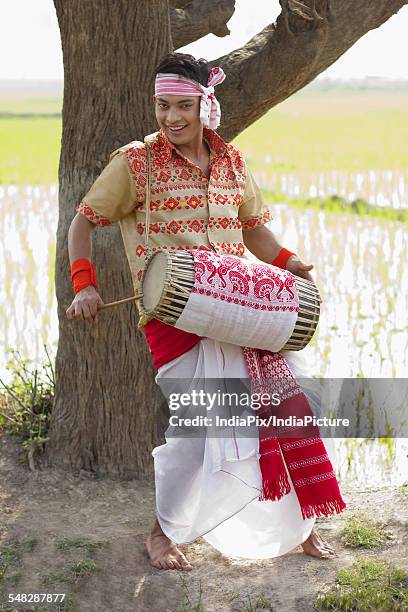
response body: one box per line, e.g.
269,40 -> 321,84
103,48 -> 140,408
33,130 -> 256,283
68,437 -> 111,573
154,66 -> 226,130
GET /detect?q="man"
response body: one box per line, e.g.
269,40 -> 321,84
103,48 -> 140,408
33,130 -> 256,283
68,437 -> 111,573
67,53 -> 343,571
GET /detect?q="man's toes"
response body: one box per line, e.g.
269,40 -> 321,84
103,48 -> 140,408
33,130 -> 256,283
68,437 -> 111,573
182,561 -> 193,571
302,535 -> 335,558
322,545 -> 335,554
319,551 -> 333,559
168,556 -> 182,570
317,537 -> 335,554
177,553 -> 193,571
150,559 -> 162,569
181,563 -> 193,571
316,542 -> 335,558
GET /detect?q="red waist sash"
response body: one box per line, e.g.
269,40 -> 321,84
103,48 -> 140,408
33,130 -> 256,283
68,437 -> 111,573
144,319 -> 202,369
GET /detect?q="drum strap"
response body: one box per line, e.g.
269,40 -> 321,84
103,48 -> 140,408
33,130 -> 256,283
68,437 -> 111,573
144,142 -> 152,260
135,141 -> 154,328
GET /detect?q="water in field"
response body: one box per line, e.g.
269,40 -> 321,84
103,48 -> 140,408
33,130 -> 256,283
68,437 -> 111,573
255,168 -> 408,210
0,183 -> 58,375
335,437 -> 408,490
269,201 -> 408,379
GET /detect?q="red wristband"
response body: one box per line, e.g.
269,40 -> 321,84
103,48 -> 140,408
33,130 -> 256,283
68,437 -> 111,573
70,258 -> 98,294
271,248 -> 296,270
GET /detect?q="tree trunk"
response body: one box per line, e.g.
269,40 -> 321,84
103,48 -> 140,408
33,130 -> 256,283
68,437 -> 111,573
46,0 -> 172,478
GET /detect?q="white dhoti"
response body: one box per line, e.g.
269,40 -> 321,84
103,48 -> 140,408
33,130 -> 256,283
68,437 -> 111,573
153,338 -> 336,560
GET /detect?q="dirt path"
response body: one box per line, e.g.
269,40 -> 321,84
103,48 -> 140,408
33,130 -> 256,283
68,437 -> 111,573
1,433 -> 407,612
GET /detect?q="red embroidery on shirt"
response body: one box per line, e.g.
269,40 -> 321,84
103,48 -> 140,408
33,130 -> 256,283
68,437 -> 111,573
76,202 -> 113,227
186,195 -> 202,209
178,168 -> 191,181
157,171 -> 172,183
135,245 -> 146,257
164,197 -> 179,210
137,219 -> 208,235
208,217 -> 242,230
215,194 -> 228,206
241,211 -> 272,230
210,242 -> 246,256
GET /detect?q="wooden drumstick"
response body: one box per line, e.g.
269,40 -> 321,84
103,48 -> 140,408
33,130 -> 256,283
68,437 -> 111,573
97,293 -> 142,310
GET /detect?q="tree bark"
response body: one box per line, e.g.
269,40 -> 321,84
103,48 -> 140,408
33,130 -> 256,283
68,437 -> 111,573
169,0 -> 190,8
47,0 -> 172,478
214,0 -> 408,141
171,0 -> 235,49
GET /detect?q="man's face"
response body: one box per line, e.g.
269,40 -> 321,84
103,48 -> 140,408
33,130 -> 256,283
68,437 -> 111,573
154,94 -> 202,146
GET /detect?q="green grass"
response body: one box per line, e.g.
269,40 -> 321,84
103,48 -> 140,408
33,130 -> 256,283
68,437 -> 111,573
1,90 -> 407,184
244,592 -> 274,611
64,559 -> 96,581
314,559 -> 408,611
41,559 -> 96,586
0,347 -> 55,464
55,537 -> 106,553
234,91 -> 408,174
0,117 -> 61,184
0,537 -> 37,583
0,97 -> 61,115
341,513 -> 391,549
0,542 -> 20,582
38,535 -> 100,589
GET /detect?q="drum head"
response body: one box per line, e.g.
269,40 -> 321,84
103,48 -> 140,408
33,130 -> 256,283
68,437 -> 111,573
142,251 -> 168,312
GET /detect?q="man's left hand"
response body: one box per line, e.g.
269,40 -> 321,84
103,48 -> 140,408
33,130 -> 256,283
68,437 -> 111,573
286,255 -> 314,282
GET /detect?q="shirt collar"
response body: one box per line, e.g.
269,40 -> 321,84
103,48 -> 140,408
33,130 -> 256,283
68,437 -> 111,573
151,126 -> 227,164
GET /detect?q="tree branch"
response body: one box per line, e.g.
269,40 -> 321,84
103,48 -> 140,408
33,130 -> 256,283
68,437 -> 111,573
213,0 -> 408,142
171,0 -> 235,49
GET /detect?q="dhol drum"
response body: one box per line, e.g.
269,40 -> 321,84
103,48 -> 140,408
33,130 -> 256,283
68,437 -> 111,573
139,249 -> 321,352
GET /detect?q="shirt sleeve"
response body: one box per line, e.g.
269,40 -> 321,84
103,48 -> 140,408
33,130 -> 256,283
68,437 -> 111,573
75,149 -> 141,226
238,163 -> 272,230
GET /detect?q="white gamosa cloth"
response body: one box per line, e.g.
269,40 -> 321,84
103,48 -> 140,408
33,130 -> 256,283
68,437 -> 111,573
153,338 -> 337,559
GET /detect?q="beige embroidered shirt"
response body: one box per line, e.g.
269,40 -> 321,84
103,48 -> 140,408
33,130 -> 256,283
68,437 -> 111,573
76,127 -> 272,322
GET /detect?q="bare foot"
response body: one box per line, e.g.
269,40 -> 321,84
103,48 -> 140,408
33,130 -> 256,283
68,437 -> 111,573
146,519 -> 193,571
301,528 -> 335,558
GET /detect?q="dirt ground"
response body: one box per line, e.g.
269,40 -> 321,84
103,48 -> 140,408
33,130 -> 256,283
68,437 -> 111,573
0,432 -> 407,612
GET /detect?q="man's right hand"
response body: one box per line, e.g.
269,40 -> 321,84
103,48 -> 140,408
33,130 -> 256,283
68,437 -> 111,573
66,285 -> 104,324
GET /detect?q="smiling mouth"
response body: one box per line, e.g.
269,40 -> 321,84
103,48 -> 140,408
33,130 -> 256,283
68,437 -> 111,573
167,125 -> 187,133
